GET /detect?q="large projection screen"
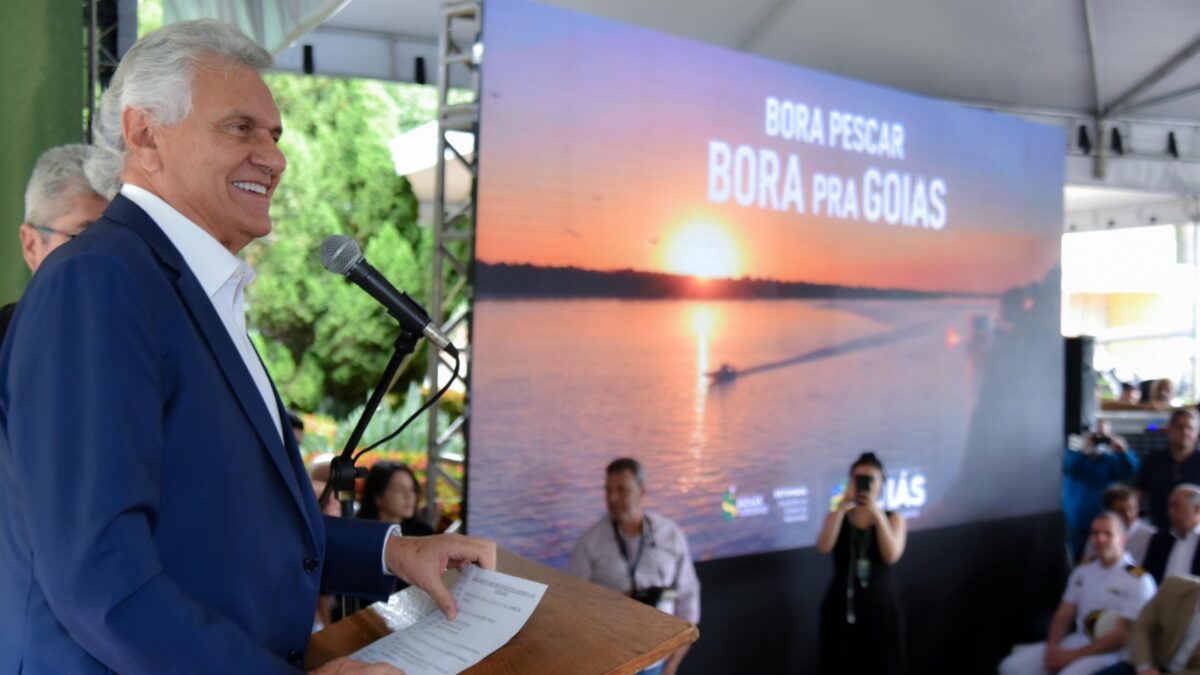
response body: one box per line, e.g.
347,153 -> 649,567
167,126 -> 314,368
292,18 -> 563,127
468,0 -> 1065,567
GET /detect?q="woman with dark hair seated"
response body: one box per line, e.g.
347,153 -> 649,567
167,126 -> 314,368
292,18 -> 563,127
357,461 -> 435,537
815,452 -> 907,675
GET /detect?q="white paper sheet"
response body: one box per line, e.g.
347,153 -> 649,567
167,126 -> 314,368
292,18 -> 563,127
350,566 -> 548,675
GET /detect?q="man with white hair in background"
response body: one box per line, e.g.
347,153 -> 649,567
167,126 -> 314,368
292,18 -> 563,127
0,19 -> 493,674
1142,484 -> 1200,584
998,512 -> 1157,675
0,144 -> 108,344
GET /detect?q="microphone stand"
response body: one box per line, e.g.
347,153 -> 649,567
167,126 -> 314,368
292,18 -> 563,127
328,328 -> 422,518
326,328 -> 420,619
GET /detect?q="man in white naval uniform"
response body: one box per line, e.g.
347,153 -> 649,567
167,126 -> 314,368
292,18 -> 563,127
999,512 -> 1157,675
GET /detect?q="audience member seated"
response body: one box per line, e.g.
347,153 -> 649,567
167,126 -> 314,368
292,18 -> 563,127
1092,575 -> 1200,675
569,458 -> 700,675
357,461 -> 435,536
1143,485 -> 1200,584
1065,422 -> 1139,560
815,452 -> 906,675
1136,409 -> 1200,530
998,512 -> 1156,675
1084,487 -> 1156,566
1146,378 -> 1176,412
1110,486 -> 1156,565
1118,382 -> 1142,406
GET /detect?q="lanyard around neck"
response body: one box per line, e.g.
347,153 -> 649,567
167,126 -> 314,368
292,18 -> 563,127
612,517 -> 650,593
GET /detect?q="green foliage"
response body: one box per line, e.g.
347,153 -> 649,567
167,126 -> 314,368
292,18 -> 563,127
247,74 -> 447,415
137,0 -> 164,36
331,381 -> 465,458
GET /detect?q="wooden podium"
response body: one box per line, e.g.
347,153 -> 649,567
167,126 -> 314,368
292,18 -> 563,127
307,548 -> 699,673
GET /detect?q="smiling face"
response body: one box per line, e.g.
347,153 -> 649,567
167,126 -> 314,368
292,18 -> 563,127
127,56 -> 285,253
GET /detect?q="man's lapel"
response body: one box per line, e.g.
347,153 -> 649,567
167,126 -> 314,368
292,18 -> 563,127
107,195 -> 318,546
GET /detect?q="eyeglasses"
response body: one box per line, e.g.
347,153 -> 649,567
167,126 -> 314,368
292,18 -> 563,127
31,224 -> 79,240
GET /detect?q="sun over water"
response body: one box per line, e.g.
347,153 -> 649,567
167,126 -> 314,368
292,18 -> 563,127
664,220 -> 744,280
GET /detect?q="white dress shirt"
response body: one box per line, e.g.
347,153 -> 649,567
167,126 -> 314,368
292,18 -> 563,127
568,511 -> 701,624
1126,519 -> 1156,566
121,184 -> 282,443
1165,524 -> 1200,580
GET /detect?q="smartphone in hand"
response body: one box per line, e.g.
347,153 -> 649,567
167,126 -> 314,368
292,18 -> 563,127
854,474 -> 872,505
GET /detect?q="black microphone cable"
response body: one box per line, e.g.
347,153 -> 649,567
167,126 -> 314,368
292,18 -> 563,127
352,348 -> 462,463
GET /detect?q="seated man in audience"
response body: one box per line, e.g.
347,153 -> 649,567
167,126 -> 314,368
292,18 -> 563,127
1064,421 -> 1139,560
1146,379 -> 1176,411
1118,382 -> 1142,405
998,512 -> 1156,675
569,458 -> 700,675
1143,484 -> 1200,584
1093,575 -> 1200,675
1136,409 -> 1200,530
1084,487 -> 1156,565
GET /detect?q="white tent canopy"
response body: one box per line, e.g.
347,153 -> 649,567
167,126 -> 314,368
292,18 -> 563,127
169,0 -> 1200,226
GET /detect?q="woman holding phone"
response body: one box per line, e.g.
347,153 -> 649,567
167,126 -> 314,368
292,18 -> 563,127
815,452 -> 907,675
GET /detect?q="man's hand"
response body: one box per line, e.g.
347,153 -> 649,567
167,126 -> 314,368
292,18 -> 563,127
1110,433 -> 1130,453
384,534 -> 497,621
311,656 -> 404,674
1136,668 -> 1162,675
1043,644 -> 1077,672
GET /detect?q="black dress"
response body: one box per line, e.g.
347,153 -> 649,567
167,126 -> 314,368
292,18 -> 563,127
818,513 -> 904,675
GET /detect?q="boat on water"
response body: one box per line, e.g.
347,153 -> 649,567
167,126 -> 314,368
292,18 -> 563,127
707,363 -> 738,382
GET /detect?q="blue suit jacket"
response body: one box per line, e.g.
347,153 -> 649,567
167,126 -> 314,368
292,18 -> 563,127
0,195 -> 394,673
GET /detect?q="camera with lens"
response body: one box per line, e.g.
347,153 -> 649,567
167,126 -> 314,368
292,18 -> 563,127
631,586 -> 666,607
1090,432 -> 1112,446
631,586 -> 678,614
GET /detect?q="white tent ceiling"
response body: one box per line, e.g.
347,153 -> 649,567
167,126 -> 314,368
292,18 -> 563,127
264,0 -> 1200,226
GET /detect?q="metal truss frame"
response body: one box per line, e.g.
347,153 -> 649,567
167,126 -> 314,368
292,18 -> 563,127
425,0 -> 482,530
84,0 -> 136,142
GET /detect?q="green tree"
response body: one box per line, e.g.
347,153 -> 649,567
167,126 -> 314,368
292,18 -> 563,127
247,74 -> 443,415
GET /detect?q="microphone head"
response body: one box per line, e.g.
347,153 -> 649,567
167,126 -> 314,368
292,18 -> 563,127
319,235 -> 363,275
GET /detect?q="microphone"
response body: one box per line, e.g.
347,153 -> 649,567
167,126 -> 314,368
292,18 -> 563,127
319,235 -> 458,356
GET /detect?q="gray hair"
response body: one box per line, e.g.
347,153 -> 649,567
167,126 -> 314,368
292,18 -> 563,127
24,144 -> 103,234
87,19 -> 272,198
1172,483 -> 1200,507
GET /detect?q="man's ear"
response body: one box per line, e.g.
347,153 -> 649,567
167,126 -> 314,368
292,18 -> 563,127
122,107 -> 162,173
18,223 -> 41,273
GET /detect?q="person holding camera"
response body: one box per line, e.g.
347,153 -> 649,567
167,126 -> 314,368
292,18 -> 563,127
569,458 -> 700,675
1064,420 -> 1139,561
816,452 -> 907,675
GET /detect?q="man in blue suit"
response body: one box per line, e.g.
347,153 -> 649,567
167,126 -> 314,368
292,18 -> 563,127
0,20 -> 494,674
